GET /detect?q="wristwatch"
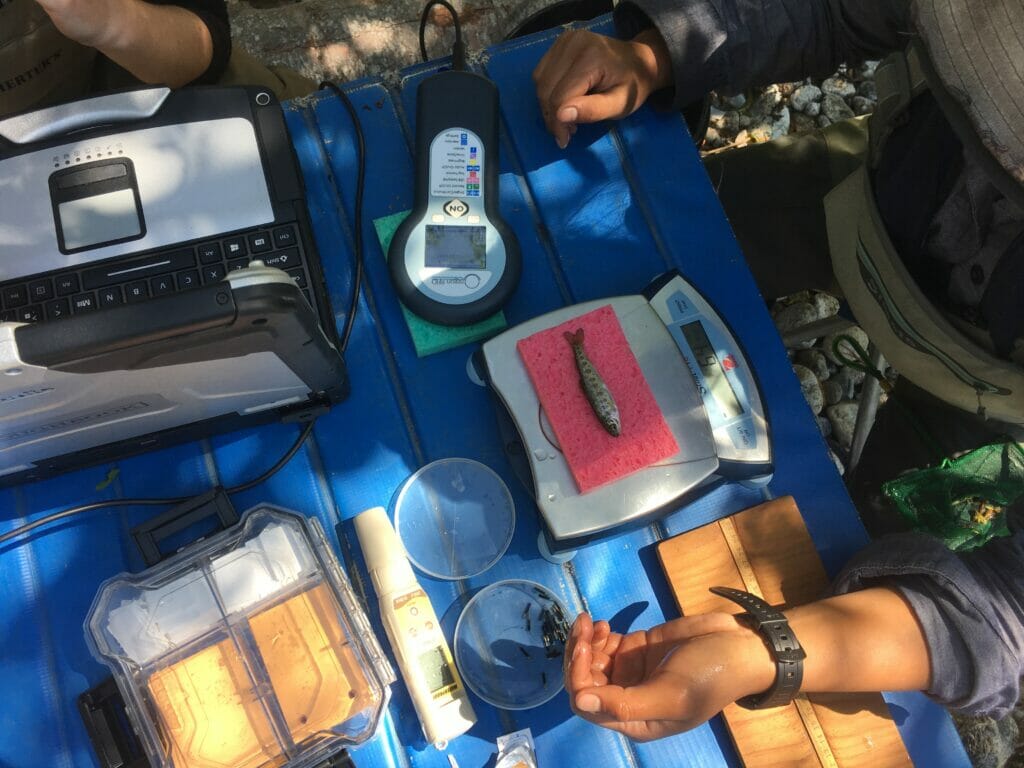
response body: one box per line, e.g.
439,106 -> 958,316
710,586 -> 806,709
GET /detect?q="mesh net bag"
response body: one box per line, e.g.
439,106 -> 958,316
883,442 -> 1024,551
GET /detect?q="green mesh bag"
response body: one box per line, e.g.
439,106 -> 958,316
883,442 -> 1024,551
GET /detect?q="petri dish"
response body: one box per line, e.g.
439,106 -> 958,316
454,579 -> 571,710
393,458 -> 515,580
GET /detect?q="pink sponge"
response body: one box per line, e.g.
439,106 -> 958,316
517,305 -> 679,493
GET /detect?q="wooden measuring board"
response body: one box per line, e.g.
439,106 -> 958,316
657,496 -> 912,768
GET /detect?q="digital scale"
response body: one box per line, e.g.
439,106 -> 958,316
478,271 -> 773,555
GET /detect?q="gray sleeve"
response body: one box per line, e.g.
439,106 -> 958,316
613,0 -> 913,107
834,529 -> 1024,719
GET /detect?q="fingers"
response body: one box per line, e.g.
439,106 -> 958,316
574,676 -> 688,725
534,30 -> 635,148
564,613 -> 594,689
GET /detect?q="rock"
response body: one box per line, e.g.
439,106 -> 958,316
833,365 -> 866,400
826,401 -> 860,449
721,110 -> 740,135
794,364 -> 825,415
790,84 -> 822,113
703,126 -> 723,148
822,76 -> 857,99
852,96 -> 875,115
708,108 -> 740,137
817,415 -> 833,438
795,349 -> 830,381
817,114 -> 833,128
746,85 -> 783,122
822,379 -> 844,406
803,100 -> 821,117
773,301 -> 818,334
721,93 -> 746,110
770,106 -> 791,139
858,60 -> 879,79
739,114 -> 752,129
793,111 -> 817,133
822,93 -> 855,122
858,80 -> 877,100
812,292 -> 840,319
823,326 -> 870,364
828,447 -> 846,476
952,712 -> 1018,768
747,122 -> 773,143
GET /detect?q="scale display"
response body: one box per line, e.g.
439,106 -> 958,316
681,320 -> 744,420
425,224 -> 486,269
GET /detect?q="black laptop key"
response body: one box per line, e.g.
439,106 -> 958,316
261,248 -> 299,270
83,248 -> 195,289
45,298 -> 70,320
202,264 -> 225,284
248,232 -> 272,253
151,275 -> 175,295
224,236 -> 247,258
55,274 -> 80,296
177,270 -> 200,290
227,258 -> 249,273
125,281 -> 149,302
18,305 -> 42,322
273,225 -> 297,248
1,310 -> 16,322
197,241 -> 223,264
2,284 -> 27,308
72,293 -> 97,313
28,279 -> 53,302
98,286 -> 124,307
286,268 -> 307,288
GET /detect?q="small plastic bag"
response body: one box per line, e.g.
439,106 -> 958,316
496,728 -> 538,768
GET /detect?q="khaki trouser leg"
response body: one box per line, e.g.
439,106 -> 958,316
701,117 -> 870,301
216,47 -> 317,101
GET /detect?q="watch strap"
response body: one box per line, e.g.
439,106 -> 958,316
710,585 -> 806,709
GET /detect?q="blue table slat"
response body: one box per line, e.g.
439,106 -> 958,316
0,17 -> 969,768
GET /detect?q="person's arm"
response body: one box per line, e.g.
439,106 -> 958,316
534,0 -> 913,147
565,587 -> 930,742
835,525 -> 1024,717
34,0 -> 230,87
614,0 -> 914,109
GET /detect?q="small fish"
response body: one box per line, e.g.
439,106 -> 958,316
564,329 -> 621,436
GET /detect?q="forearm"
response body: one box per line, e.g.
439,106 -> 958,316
728,587 -> 931,700
614,0 -> 913,107
98,0 -> 214,87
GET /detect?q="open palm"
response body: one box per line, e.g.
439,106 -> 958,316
565,611 -> 768,741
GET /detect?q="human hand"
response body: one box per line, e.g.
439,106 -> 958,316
34,0 -> 129,50
565,611 -> 774,741
532,29 -> 674,149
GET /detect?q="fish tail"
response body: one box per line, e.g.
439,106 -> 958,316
563,329 -> 584,346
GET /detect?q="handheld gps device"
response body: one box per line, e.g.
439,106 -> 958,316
388,67 -> 521,326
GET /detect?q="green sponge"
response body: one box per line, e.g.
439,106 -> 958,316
373,211 -> 506,357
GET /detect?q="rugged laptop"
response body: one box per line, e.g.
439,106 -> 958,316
0,86 -> 347,486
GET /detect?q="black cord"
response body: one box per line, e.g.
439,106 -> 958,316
419,0 -> 466,69
318,80 -> 366,355
0,420 -> 318,547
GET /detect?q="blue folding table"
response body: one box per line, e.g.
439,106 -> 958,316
0,18 -> 969,768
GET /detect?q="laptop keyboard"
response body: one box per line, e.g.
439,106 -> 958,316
0,223 -> 314,325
